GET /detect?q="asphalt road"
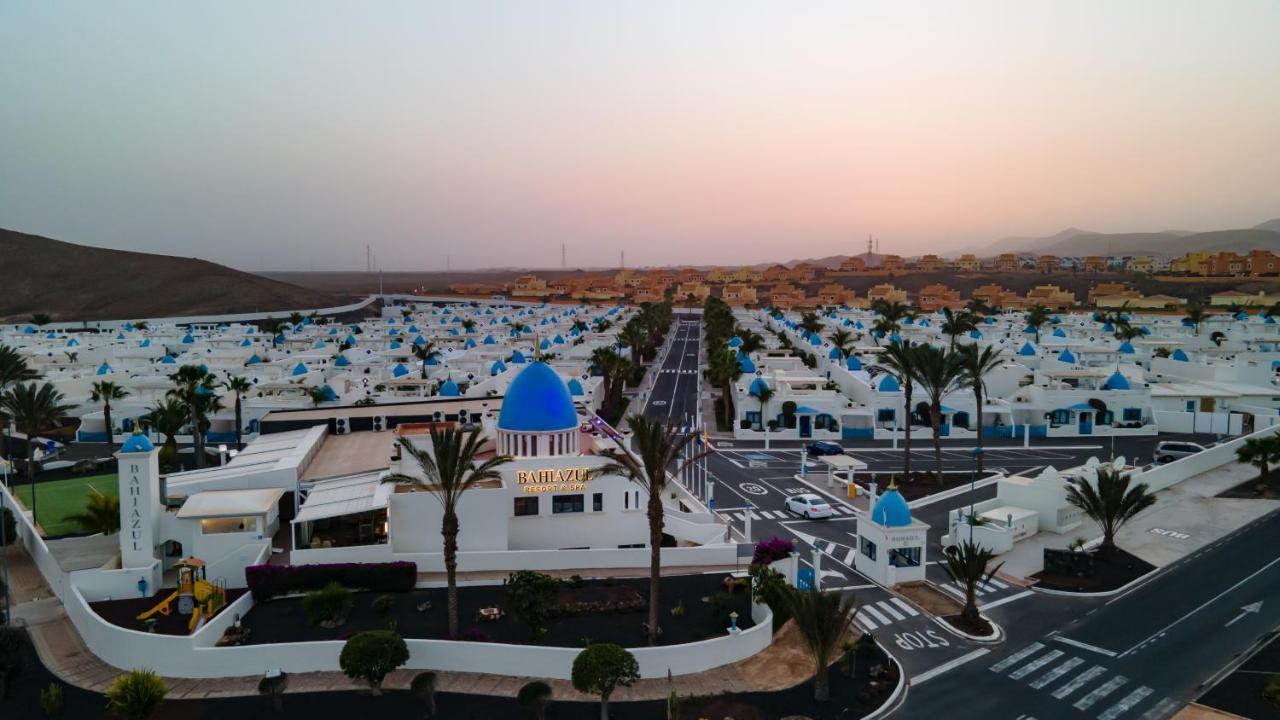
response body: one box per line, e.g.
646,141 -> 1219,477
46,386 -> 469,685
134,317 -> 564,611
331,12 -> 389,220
641,319 -> 702,424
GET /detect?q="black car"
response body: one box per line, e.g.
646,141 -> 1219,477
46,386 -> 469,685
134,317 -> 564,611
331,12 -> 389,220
805,441 -> 844,456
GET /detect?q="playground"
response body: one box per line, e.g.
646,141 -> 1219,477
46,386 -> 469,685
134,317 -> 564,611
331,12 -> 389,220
90,559 -> 245,636
9,473 -> 118,537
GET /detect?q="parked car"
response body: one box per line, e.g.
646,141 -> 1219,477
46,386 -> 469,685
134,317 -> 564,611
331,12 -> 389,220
1154,441 -> 1207,463
805,441 -> 844,456
785,493 -> 834,519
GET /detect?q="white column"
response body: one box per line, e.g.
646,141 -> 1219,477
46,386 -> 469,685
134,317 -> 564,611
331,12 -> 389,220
812,544 -> 823,592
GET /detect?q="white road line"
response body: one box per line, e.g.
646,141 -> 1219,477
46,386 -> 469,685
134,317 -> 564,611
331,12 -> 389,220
1074,675 -> 1127,711
1138,697 -> 1180,720
1028,656 -> 1084,690
1052,665 -> 1107,699
1098,686 -> 1154,720
989,579 -> 1009,589
889,597 -> 919,616
877,601 -> 905,621
979,589 -> 1034,611
990,643 -> 1046,673
843,549 -> 857,566
862,604 -> 891,625
940,583 -> 967,600
1053,636 -> 1118,657
1009,649 -> 1064,680
854,611 -> 879,631
912,648 -> 991,686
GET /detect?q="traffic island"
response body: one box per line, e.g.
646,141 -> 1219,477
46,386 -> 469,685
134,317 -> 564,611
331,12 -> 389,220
897,581 -> 1003,643
1031,547 -> 1156,594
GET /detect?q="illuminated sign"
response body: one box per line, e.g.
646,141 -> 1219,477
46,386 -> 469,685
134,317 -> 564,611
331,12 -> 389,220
518,467 -> 592,494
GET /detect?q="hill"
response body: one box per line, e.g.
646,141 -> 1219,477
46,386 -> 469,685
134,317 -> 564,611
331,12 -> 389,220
1031,228 -> 1280,257
0,228 -> 340,322
1254,219 -> 1280,233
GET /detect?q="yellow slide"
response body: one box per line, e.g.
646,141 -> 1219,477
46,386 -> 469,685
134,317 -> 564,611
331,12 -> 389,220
188,605 -> 203,633
136,591 -> 179,621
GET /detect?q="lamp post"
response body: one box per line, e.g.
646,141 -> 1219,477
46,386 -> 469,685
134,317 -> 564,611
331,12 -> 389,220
1,487 -> 9,625
969,446 -> 985,544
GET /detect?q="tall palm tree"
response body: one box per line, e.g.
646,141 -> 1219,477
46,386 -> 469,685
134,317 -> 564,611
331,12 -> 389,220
827,329 -> 854,359
1184,302 -> 1209,336
912,347 -> 964,485
262,318 -> 288,347
412,341 -> 441,379
618,322 -> 648,368
133,321 -> 149,331
66,488 -> 121,535
876,339 -> 920,481
735,330 -> 766,357
590,347 -> 631,420
0,344 -> 39,458
167,365 -> 218,469
144,398 -> 187,469
781,587 -> 857,702
1236,435 -> 1280,484
1065,467 -> 1156,553
304,386 -> 330,408
461,318 -> 477,333
956,344 -> 1003,472
940,308 -> 977,351
1,382 -> 73,523
382,427 -> 510,636
941,541 -> 1003,625
223,375 -> 252,451
799,312 -> 824,337
965,298 -> 992,319
706,346 -> 741,428
90,380 -> 130,454
601,415 -> 704,645
751,384 -> 775,430
1025,304 -> 1050,344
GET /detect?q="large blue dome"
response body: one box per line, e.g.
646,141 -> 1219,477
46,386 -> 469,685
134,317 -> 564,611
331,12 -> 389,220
498,362 -> 578,432
871,489 -> 912,527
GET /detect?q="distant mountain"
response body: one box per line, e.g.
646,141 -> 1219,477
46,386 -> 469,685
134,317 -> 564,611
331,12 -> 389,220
0,228 -> 339,322
1031,229 -> 1280,257
980,227 -> 1097,255
1255,218 -> 1280,233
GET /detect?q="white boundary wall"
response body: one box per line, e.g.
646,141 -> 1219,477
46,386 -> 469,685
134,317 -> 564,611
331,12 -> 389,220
289,543 -> 738,571
1129,423 -> 1280,493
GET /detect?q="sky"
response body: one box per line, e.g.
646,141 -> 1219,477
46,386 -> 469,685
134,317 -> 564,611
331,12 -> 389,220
2,2 -> 1279,271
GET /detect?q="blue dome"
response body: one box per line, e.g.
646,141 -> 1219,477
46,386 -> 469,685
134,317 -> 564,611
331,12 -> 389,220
567,378 -> 584,396
160,355 -> 176,364
1053,327 -> 1067,338
498,362 -> 578,432
392,363 -> 410,377
846,355 -> 863,371
1057,349 -> 1075,363
438,379 -> 460,397
878,374 -> 900,392
1118,341 -> 1135,354
120,433 -> 155,453
828,347 -> 842,360
490,359 -> 507,376
96,362 -> 112,375
739,356 -> 757,373
1018,342 -> 1036,357
871,489 -> 912,527
749,377 -> 770,396
1171,349 -> 1189,362
1104,370 -> 1131,391
969,329 -> 982,339
334,355 -> 350,367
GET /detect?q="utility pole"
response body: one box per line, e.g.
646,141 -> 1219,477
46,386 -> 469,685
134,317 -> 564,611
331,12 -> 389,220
366,244 -> 372,273
561,243 -> 566,269
620,250 -> 625,269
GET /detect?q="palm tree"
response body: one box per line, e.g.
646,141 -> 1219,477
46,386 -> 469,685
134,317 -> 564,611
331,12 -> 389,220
262,318 -> 288,347
1236,435 -> 1280,484
1025,304 -> 1050,344
940,308 -> 977,351
90,380 -> 130,454
751,385 -> 775,430
304,386 -> 330,408
827,329 -> 854,359
29,313 -> 52,326
382,427 -> 511,636
0,344 -> 39,458
1184,302 -> 1208,336
1,382 -> 73,523
706,346 -> 741,428
133,321 -> 149,331
799,312 -> 824,337
572,319 -> 589,335
412,341 -> 441,379
735,330 -> 766,357
618,322 -> 648,368
66,488 -> 121,535
461,318 -> 477,333
590,347 -> 631,421
941,541 -> 1003,625
602,416 -> 704,645
223,375 -> 252,451
912,347 -> 964,485
288,312 -> 305,327
965,298 -> 992,319
781,587 -> 857,702
956,345 -> 1003,472
876,339 -> 920,481
144,398 -> 188,470
167,365 -> 218,469
1065,467 -> 1156,553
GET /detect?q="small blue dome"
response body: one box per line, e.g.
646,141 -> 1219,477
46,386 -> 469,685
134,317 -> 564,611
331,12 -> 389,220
392,363 -> 410,377
1053,328 -> 1067,338
120,433 -> 155,453
511,350 -> 527,364
1018,342 -> 1036,357
969,329 -> 982,339
292,362 -> 308,376
96,362 -> 112,375
749,377 -> 770,396
438,378 -> 460,397
567,378 -> 584,396
1057,349 -> 1075,364
334,355 -> 350,367
1171,349 -> 1189,362
498,362 -> 577,432
871,489 -> 912,527
490,359 -> 507,376
739,356 -> 757,373
240,338 -> 252,347
1104,370 -> 1131,391
878,374 -> 900,392
161,355 -> 176,364
1103,323 -> 1115,333
846,355 -> 863,371
828,347 -> 842,360
247,354 -> 262,365
1118,341 -> 1135,354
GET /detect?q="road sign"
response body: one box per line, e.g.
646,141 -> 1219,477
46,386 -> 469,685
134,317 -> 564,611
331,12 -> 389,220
797,567 -> 814,591
739,482 -> 768,496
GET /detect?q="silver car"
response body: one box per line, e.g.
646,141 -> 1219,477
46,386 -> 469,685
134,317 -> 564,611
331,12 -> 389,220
1154,441 -> 1207,463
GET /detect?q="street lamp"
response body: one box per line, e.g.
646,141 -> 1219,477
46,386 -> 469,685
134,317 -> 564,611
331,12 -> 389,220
968,446 -> 985,544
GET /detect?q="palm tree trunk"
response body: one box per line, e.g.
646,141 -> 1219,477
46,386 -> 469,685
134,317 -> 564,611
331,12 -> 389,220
931,405 -> 944,486
646,491 -> 663,645
234,396 -> 243,451
103,402 -> 115,454
964,583 -> 979,623
901,384 -> 913,481
443,510 -> 461,637
813,663 -> 830,702
973,386 -> 985,472
600,693 -> 611,720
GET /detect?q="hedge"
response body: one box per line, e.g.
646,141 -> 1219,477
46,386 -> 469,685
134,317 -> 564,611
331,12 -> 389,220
245,562 -> 417,601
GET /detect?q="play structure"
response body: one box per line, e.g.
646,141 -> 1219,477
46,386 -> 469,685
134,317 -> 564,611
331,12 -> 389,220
135,558 -> 228,634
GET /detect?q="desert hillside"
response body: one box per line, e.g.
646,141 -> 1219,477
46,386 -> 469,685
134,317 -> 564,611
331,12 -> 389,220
0,228 -> 340,322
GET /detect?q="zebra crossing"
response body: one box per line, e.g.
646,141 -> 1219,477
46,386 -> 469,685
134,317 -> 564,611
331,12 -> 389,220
940,576 -> 1010,598
852,596 -> 920,631
661,368 -> 698,374
730,505 -> 858,521
990,642 -> 1175,720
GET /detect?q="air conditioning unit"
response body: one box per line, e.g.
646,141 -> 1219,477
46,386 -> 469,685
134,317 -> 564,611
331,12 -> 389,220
334,417 -> 351,435
372,415 -> 387,432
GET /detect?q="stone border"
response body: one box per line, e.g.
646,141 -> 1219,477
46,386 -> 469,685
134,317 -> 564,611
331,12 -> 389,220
860,641 -> 908,720
1030,564 -> 1160,598
930,613 -> 1004,644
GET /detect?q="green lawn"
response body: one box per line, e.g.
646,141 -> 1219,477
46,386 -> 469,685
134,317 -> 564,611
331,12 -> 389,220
10,473 -> 119,537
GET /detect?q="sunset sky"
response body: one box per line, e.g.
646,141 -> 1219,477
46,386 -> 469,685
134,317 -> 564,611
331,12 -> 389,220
2,2 -> 1279,271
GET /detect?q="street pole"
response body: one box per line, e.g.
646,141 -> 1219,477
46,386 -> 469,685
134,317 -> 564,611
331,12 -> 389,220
745,503 -> 753,543
1,488 -> 9,625
969,446 -> 984,545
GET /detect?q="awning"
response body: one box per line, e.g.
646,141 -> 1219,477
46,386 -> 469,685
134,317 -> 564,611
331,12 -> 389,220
177,488 -> 286,519
294,473 -> 392,523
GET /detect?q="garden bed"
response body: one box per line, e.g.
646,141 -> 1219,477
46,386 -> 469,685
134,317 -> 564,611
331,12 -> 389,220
940,613 -> 994,638
1032,548 -> 1155,593
239,573 -> 754,648
860,470 -> 997,502
1217,472 -> 1280,500
90,589 -> 250,636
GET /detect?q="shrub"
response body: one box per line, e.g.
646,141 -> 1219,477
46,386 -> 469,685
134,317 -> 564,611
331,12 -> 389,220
372,594 -> 396,617
505,570 -> 559,639
339,630 -> 409,695
669,600 -> 684,618
1266,672 -> 1280,708
739,419 -> 751,429
257,671 -> 289,714
303,582 -> 353,627
571,644 -> 639,720
517,680 -> 552,720
748,564 -> 791,630
244,561 -> 416,601
40,681 -> 63,717
566,574 -> 585,589
751,537 -> 795,566
411,671 -> 438,716
105,669 -> 167,720
710,592 -> 738,628
0,625 -> 27,702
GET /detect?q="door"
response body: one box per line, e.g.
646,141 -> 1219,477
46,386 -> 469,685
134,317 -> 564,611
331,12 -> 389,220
1078,412 -> 1093,435
1200,397 -> 1216,412
799,415 -> 813,438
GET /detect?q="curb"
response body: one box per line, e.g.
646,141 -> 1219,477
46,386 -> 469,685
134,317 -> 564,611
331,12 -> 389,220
1029,564 -> 1160,598
861,641 -> 909,720
930,613 -> 1005,645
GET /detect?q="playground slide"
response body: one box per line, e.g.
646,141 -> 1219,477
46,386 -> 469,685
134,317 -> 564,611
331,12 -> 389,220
136,591 -> 179,621
188,606 -> 203,634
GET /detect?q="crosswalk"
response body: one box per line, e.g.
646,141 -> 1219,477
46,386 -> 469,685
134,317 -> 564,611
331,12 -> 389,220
731,505 -> 858,521
939,576 -> 1011,598
853,597 -> 920,631
662,368 -> 698,374
990,642 -> 1176,720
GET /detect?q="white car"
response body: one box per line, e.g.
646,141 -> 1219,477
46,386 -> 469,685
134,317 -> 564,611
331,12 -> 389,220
785,493 -> 834,519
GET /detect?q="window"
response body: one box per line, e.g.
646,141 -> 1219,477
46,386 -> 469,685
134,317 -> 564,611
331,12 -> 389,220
859,537 -> 877,561
1122,408 -> 1142,422
514,497 -> 539,517
593,493 -> 603,512
201,516 -> 259,535
623,491 -> 628,510
876,409 -> 895,423
889,546 -> 921,567
553,494 -> 585,514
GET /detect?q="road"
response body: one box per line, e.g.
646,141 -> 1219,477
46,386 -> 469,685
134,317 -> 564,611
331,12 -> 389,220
641,318 -> 703,424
